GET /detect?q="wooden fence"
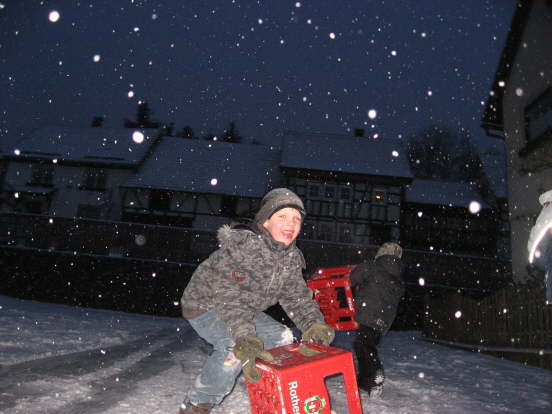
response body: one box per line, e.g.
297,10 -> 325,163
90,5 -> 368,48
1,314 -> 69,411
424,286 -> 552,370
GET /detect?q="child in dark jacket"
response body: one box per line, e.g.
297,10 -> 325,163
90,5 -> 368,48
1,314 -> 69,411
178,188 -> 334,414
350,242 -> 404,398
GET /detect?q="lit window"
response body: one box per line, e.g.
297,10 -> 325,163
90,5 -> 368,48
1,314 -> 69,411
374,189 -> 386,203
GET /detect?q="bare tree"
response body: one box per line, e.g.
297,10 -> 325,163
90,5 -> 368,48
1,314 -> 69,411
406,125 -> 482,182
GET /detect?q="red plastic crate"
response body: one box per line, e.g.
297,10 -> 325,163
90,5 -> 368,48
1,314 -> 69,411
307,266 -> 359,331
246,342 -> 363,414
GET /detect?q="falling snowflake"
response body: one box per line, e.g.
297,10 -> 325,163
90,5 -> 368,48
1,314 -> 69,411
418,278 -> 425,286
93,54 -> 101,62
368,109 -> 377,119
210,178 -> 218,186
49,10 -> 60,22
132,131 -> 144,143
468,201 -> 481,214
454,310 -> 462,318
329,32 -> 336,39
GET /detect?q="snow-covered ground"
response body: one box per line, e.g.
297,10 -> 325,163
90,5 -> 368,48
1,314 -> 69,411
1,295 -> 551,414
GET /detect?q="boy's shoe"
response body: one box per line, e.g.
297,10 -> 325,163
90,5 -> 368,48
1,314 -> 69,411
358,368 -> 385,399
369,368 -> 385,398
178,401 -> 214,414
368,383 -> 383,399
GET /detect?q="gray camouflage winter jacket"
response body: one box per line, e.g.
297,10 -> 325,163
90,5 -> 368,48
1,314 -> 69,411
180,221 -> 324,341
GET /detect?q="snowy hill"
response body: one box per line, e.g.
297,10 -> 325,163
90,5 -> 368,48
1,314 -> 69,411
1,295 -> 551,414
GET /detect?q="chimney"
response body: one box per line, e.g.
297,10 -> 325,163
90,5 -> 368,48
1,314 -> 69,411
354,128 -> 365,137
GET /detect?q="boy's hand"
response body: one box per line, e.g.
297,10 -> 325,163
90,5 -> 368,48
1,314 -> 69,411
233,335 -> 274,383
301,322 -> 335,345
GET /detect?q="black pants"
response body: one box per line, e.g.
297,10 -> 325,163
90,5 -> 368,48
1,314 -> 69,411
353,325 -> 383,390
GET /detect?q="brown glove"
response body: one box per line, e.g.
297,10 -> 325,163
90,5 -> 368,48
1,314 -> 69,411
301,322 -> 335,345
233,335 -> 275,383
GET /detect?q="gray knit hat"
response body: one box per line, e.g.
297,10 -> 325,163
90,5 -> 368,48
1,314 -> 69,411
254,188 -> 306,224
375,242 -> 403,260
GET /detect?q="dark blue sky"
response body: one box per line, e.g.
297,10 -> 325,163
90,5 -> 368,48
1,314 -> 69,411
1,0 -> 516,147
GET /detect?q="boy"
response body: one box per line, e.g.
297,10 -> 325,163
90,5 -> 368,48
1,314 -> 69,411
179,188 -> 335,414
349,242 -> 404,398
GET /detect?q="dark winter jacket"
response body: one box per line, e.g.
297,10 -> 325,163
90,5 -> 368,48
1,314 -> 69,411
350,255 -> 405,335
180,221 -> 325,341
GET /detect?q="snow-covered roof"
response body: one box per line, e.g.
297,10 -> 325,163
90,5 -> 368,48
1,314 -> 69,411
123,137 -> 281,197
478,138 -> 508,199
280,131 -> 413,179
2,126 -> 159,166
405,179 -> 489,209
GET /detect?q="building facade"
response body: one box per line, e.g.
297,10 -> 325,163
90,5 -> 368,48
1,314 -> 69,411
0,127 -> 507,276
482,0 -> 552,284
0,127 -> 160,220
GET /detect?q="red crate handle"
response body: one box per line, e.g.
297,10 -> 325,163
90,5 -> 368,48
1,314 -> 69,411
310,265 -> 357,280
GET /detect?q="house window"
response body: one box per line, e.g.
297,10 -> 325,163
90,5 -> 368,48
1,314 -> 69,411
373,189 -> 386,204
325,185 -> 336,199
371,205 -> 387,221
308,184 -> 320,198
302,220 -> 316,240
317,222 -> 334,241
25,200 -> 43,214
339,187 -> 352,201
29,164 -> 54,186
149,189 -> 173,211
81,168 -> 107,190
338,223 -> 352,243
525,87 -> 552,145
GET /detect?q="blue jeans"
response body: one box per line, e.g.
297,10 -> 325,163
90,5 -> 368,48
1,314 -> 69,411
186,310 -> 294,405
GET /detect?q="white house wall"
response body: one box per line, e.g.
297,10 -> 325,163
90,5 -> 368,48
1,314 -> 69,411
502,0 -> 552,282
2,160 -> 133,220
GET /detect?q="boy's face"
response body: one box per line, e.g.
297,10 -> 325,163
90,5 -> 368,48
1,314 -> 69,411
263,207 -> 302,247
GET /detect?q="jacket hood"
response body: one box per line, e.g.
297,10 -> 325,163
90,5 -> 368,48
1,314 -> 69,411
216,219 -> 261,245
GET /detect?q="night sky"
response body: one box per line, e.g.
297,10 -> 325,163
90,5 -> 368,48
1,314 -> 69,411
1,0 -> 516,147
